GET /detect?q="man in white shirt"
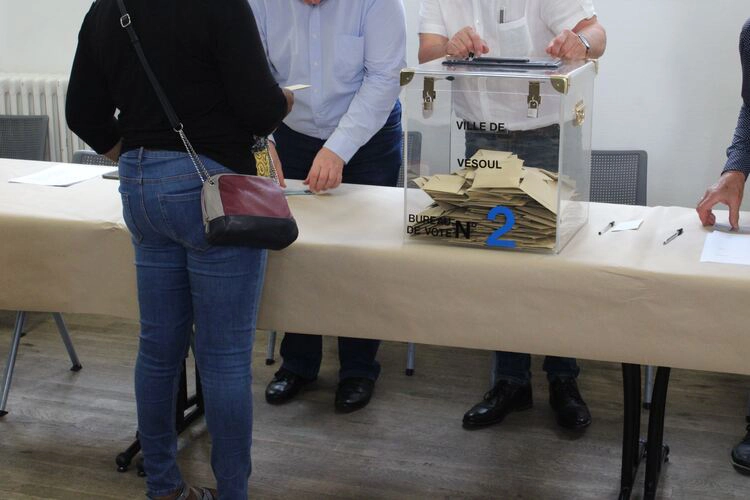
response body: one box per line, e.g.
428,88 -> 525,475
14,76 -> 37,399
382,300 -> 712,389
418,0 -> 606,431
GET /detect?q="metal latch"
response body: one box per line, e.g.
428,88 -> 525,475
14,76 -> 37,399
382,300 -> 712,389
423,77 -> 437,114
574,100 -> 586,127
527,81 -> 541,119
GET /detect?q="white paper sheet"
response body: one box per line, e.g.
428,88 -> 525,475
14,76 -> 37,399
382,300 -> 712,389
9,164 -> 115,187
611,219 -> 643,232
700,230 -> 750,266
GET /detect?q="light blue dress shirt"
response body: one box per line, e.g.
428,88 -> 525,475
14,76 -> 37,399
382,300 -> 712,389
248,0 -> 406,163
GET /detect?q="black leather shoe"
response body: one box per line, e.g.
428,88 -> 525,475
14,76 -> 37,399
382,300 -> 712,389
265,368 -> 314,405
549,377 -> 591,430
335,377 -> 375,413
731,425 -> 750,474
462,380 -> 533,429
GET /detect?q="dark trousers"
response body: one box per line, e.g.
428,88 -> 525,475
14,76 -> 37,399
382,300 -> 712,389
274,102 -> 402,381
465,126 -> 579,384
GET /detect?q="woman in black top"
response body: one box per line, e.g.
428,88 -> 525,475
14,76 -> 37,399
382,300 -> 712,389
66,1 -> 292,498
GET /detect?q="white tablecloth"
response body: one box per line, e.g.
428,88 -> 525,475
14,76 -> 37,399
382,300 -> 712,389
2,158 -> 748,375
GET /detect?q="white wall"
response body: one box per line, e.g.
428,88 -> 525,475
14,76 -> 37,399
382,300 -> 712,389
2,0 -> 748,209
0,0 -> 91,74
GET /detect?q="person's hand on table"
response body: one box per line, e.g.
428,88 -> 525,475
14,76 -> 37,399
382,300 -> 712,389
304,147 -> 344,193
446,26 -> 489,59
547,29 -> 588,59
267,140 -> 286,188
696,170 -> 746,229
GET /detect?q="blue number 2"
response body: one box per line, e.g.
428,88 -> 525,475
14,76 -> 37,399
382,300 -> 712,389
486,206 -> 516,248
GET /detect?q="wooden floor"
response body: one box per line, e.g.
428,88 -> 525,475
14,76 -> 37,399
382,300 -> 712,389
0,311 -> 748,499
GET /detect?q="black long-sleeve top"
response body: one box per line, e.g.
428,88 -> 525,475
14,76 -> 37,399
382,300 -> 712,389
723,19 -> 750,177
66,0 -> 287,175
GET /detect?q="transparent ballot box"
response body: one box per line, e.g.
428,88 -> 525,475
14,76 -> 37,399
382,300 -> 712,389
401,59 -> 596,253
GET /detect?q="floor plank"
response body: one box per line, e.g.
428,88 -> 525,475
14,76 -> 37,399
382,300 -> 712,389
0,311 -> 748,499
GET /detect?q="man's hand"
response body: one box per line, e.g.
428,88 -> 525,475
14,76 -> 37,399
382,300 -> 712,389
267,140 -> 286,188
446,27 -> 489,59
546,29 -> 588,60
304,147 -> 344,193
696,171 -> 746,229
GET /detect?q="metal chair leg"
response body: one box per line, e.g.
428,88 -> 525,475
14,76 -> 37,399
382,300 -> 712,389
266,331 -> 277,365
1,312 -> 27,416
405,342 -> 416,376
643,365 -> 655,409
19,312 -> 28,338
52,313 -> 82,371
644,367 -> 671,500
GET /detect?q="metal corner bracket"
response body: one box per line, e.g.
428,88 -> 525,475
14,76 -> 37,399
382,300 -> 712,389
550,76 -> 569,95
400,69 -> 415,87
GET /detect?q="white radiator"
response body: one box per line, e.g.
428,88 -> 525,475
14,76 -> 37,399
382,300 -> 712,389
0,73 -> 88,162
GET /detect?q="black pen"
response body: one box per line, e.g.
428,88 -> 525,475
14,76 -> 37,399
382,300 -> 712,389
663,228 -> 683,245
598,220 -> 615,235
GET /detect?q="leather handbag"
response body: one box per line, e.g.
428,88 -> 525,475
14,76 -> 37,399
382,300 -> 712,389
116,0 -> 298,250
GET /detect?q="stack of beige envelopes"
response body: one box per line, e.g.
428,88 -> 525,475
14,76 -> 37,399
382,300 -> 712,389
410,149 -> 562,250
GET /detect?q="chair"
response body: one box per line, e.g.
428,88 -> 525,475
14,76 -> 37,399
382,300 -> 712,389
590,150 -> 651,407
263,132 -> 423,370
0,115 -> 49,161
590,150 -> 647,206
0,116 -> 82,417
72,149 -> 117,167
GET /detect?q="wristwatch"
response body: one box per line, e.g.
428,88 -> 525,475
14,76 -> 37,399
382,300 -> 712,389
577,33 -> 591,56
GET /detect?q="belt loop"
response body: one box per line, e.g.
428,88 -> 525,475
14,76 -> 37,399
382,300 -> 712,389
137,147 -> 145,183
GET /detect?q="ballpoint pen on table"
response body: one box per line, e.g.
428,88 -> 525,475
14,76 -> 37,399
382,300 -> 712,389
598,220 -> 615,235
663,228 -> 683,245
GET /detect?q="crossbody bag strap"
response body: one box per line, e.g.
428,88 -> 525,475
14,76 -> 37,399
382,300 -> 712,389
115,0 -> 213,183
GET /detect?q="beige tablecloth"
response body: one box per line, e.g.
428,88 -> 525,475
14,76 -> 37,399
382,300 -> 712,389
1,158 -> 749,375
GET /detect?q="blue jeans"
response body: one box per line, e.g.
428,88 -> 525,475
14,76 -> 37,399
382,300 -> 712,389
119,149 -> 267,499
465,128 -> 579,384
274,102 -> 403,381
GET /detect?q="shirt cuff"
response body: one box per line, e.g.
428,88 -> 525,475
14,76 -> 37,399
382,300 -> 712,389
723,156 -> 750,178
418,22 -> 448,38
324,129 -> 359,164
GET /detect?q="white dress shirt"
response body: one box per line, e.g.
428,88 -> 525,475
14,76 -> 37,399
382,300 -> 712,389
419,0 -> 595,57
418,0 -> 596,129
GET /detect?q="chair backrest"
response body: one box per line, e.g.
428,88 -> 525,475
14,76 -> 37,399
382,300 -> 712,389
590,150 -> 648,206
0,115 -> 49,161
72,149 -> 117,166
398,131 -> 422,188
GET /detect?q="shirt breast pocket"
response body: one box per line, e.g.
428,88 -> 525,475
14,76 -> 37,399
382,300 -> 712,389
334,34 -> 365,83
494,16 -> 532,57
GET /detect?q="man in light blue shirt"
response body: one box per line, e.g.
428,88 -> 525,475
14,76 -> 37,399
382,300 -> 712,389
249,0 -> 406,413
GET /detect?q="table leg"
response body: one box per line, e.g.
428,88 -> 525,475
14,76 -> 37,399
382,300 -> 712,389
620,363 -> 643,500
644,367 -> 671,500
